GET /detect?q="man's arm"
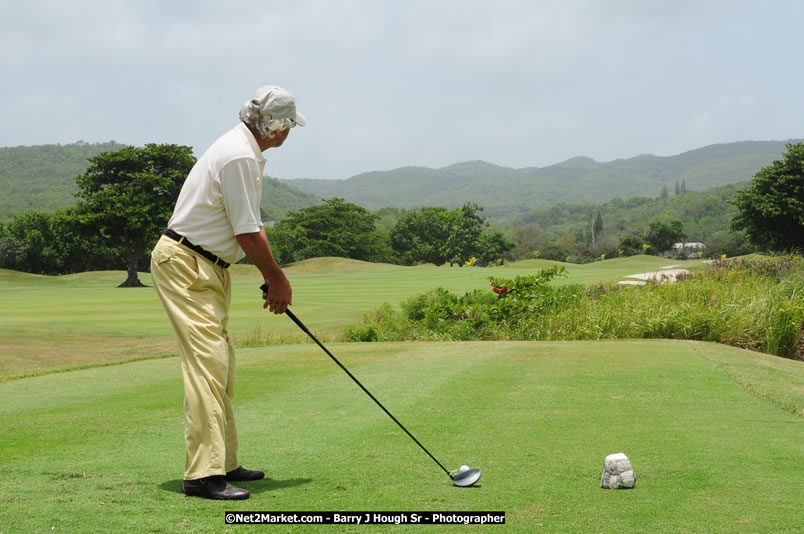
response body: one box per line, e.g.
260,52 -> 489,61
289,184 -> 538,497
235,227 -> 292,314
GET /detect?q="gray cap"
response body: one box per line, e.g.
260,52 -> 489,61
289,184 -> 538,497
242,85 -> 307,127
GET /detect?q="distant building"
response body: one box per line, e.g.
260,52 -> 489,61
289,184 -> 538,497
671,242 -> 705,259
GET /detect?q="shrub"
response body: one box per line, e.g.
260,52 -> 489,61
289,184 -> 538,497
344,303 -> 413,342
343,324 -> 380,342
345,255 -> 804,359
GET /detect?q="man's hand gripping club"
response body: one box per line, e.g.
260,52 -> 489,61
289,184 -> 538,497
235,228 -> 292,314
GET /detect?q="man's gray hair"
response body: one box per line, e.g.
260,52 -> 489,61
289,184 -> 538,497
239,99 -> 294,139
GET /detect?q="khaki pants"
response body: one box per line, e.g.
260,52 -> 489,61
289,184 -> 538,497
150,235 -> 239,480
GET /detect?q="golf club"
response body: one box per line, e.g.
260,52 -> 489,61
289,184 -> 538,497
260,284 -> 481,487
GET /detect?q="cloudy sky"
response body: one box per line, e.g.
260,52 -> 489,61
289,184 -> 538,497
1,1 -> 802,180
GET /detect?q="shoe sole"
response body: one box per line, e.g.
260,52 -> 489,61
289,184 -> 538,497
183,488 -> 250,500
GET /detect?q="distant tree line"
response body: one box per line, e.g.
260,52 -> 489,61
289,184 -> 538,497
0,196 -> 514,281
0,145 -> 514,283
2,143 -> 802,282
266,199 -> 513,267
481,144 -> 802,263
0,144 -> 195,286
506,184 -> 757,263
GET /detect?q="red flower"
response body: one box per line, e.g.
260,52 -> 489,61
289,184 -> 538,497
491,284 -> 508,297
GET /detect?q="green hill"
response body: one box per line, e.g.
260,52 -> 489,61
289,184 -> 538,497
284,140 -> 801,219
260,176 -> 321,222
3,139 -> 799,225
0,142 -> 320,222
0,141 -> 127,221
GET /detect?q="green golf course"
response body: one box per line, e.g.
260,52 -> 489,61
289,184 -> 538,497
0,256 -> 701,378
1,257 -> 803,532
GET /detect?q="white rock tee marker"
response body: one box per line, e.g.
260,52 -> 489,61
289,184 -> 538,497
601,453 -> 636,489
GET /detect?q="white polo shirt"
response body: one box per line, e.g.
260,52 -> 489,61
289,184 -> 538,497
168,123 -> 265,264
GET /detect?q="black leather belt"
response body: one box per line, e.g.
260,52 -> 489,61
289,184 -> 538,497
163,229 -> 231,268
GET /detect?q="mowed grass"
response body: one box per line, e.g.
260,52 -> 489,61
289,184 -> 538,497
1,340 -> 803,533
0,255 -> 701,377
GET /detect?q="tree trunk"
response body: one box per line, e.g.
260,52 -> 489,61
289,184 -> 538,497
118,235 -> 146,287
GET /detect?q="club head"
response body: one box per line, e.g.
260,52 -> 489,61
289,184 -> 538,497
451,468 -> 481,487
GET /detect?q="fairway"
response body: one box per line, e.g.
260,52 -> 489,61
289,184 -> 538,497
1,340 -> 802,532
0,255 -> 704,377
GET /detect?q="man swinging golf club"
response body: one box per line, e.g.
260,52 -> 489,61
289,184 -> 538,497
151,86 -> 305,500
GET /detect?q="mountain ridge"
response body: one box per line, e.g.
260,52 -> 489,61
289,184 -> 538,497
1,138 -> 801,223
283,139 -> 802,218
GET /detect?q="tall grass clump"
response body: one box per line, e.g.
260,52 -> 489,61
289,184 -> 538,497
344,255 -> 804,359
236,324 -> 340,348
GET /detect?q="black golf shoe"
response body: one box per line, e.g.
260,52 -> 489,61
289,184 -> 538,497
182,475 -> 249,500
226,465 -> 265,481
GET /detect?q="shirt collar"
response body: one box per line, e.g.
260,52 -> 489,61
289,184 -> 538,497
236,122 -> 265,164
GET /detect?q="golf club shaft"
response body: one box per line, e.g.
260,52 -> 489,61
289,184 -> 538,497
260,285 -> 452,478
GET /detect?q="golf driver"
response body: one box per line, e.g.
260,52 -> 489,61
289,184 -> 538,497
260,284 -> 481,487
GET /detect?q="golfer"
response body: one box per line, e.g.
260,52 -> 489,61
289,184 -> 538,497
151,86 -> 305,500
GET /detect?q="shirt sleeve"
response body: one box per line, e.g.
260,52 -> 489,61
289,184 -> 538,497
219,158 -> 263,235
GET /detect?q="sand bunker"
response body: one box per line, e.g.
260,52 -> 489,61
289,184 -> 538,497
618,268 -> 692,286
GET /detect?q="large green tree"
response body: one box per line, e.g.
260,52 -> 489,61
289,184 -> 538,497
389,206 -> 452,265
390,203 -> 502,266
72,144 -> 196,286
731,142 -> 804,252
269,198 -> 391,264
441,203 -> 486,265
